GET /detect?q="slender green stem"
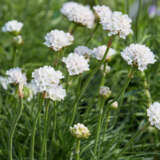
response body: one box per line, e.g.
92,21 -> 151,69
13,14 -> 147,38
76,139 -> 80,160
53,102 -> 57,140
40,100 -> 50,160
9,97 -> 24,160
94,0 -> 98,5
12,45 -> 17,67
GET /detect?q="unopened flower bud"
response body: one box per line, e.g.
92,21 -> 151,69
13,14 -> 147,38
13,35 -> 23,45
110,101 -> 118,109
99,86 -> 111,99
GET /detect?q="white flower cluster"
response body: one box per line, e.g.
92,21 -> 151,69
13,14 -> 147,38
2,20 -> 23,33
6,67 -> 27,85
74,46 -> 92,59
0,76 -> 9,90
121,44 -> 156,71
147,102 -> 160,130
62,53 -> 89,75
32,66 -> 66,101
44,29 -> 74,51
99,86 -> 111,98
70,123 -> 91,139
61,2 -> 95,28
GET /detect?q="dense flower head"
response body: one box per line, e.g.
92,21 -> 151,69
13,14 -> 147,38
121,44 -> 156,71
102,11 -> 132,39
147,102 -> 160,130
99,86 -> 111,98
6,67 -> 27,85
32,66 -> 64,92
92,45 -> 116,61
0,76 -> 9,90
46,84 -> 66,101
2,20 -> 23,33
62,53 -> 89,75
70,123 -> 91,139
44,29 -> 74,51
74,46 -> 92,59
61,2 -> 95,28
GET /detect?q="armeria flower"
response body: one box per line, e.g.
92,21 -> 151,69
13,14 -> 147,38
6,67 -> 27,85
0,76 -> 9,90
32,66 -> 64,92
62,53 -> 89,75
46,84 -> 66,101
121,44 -> 156,71
99,86 -> 111,99
102,11 -> 133,39
100,65 -> 111,74
61,2 -> 95,28
2,20 -> 23,33
110,101 -> 118,109
44,29 -> 74,51
13,35 -> 23,45
147,102 -> 160,130
92,45 -> 116,61
74,46 -> 92,59
70,123 -> 91,139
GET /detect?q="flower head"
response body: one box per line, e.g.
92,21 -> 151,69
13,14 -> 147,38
70,123 -> 90,139
61,2 -> 95,28
44,29 -> 74,51
0,76 -> 9,90
121,44 -> 156,71
100,65 -> 111,74
99,86 -> 111,99
147,102 -> 160,130
62,53 -> 89,75
74,46 -> 92,59
2,20 -> 23,33
13,35 -> 23,45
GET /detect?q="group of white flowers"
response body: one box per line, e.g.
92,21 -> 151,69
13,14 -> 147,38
0,1 -> 159,137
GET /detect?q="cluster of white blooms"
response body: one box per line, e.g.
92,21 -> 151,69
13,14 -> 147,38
92,45 -> 116,61
62,53 -> 89,75
32,66 -> 66,101
61,2 -> 95,28
74,46 -> 92,59
0,76 -> 9,90
2,20 -> 23,33
70,123 -> 91,139
100,65 -> 111,74
121,44 -> 156,71
6,67 -> 27,85
99,86 -> 111,98
147,102 -> 160,130
44,29 -> 74,51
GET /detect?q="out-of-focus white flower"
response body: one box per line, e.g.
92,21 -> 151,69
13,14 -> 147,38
0,76 -> 9,90
44,29 -> 74,51
110,101 -> 118,109
62,53 -> 89,75
102,11 -> 133,39
99,86 -> 111,98
46,84 -> 66,101
70,123 -> 91,139
13,35 -> 23,45
61,2 -> 95,28
74,46 -> 92,59
2,20 -> 23,33
100,65 -> 111,74
121,44 -> 156,71
92,45 -> 116,61
32,66 -> 64,92
147,102 -> 160,130
6,67 -> 26,85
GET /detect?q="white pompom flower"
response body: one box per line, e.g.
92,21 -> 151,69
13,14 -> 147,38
147,102 -> 160,130
70,123 -> 91,139
62,53 -> 89,76
61,2 -> 95,28
2,20 -> 23,33
74,46 -> 92,59
121,44 -> 156,71
32,66 -> 64,92
99,86 -> 111,99
44,29 -> 74,51
0,76 -> 9,90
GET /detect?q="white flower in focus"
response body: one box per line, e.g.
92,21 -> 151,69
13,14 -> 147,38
70,123 -> 91,139
32,66 -> 64,92
6,67 -> 26,85
121,44 -> 156,71
13,35 -> 23,44
61,2 -> 95,28
44,29 -> 74,51
147,102 -> 160,130
74,46 -> 92,59
46,84 -> 66,101
100,65 -> 111,74
0,76 -> 9,90
92,45 -> 116,61
102,11 -> 133,39
2,20 -> 23,33
99,86 -> 111,98
62,53 -> 89,75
